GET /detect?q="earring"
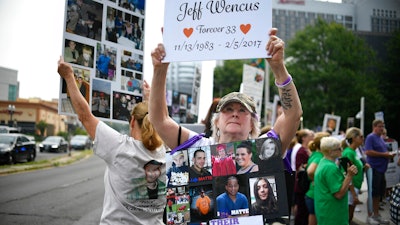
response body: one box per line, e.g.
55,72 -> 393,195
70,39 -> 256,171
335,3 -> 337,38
216,129 -> 220,137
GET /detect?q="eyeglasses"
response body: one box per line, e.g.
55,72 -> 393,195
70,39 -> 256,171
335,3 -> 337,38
333,147 -> 343,152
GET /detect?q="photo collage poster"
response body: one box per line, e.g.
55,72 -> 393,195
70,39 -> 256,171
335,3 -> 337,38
166,137 -> 289,225
166,90 -> 197,124
59,0 -> 146,123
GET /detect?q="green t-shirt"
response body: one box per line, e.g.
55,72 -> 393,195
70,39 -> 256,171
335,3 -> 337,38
314,158 -> 348,225
305,151 -> 323,199
342,147 -> 364,189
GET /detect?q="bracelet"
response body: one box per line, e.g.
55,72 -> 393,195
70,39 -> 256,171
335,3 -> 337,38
275,75 -> 292,88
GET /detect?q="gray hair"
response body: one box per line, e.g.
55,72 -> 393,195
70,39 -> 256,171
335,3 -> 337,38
320,136 -> 340,155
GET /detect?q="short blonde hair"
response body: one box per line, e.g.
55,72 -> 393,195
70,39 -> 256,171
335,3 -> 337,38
320,137 -> 340,155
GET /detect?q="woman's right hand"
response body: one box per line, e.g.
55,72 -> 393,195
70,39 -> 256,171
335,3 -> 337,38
151,44 -> 170,70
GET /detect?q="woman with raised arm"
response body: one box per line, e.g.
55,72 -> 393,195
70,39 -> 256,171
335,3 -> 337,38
149,28 -> 302,155
57,58 -> 167,224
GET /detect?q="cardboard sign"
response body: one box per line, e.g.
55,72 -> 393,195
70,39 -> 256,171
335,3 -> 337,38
165,137 -> 289,225
163,0 -> 272,62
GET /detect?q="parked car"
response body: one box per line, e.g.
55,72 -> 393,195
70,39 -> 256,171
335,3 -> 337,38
70,135 -> 92,150
39,136 -> 69,153
0,133 -> 36,164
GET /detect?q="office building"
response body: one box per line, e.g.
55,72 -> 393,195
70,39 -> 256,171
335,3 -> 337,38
0,66 -> 19,101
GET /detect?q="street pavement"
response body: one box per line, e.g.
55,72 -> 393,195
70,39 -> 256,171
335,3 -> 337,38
352,178 -> 394,225
1,153 -> 396,224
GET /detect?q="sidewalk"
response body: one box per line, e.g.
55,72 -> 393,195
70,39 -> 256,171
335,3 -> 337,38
352,179 -> 394,225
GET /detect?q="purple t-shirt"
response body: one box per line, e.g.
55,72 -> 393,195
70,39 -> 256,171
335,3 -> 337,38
364,133 -> 389,173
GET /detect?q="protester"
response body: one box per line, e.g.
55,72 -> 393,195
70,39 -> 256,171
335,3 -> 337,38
364,119 -> 393,224
314,137 -> 358,225
150,29 -> 301,224
284,136 -> 298,219
57,57 -> 167,224
305,131 -> 330,225
149,27 -> 302,164
294,129 -> 314,225
341,127 -> 370,223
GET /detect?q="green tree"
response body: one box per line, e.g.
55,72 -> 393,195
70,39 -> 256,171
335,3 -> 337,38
380,30 -> 400,140
73,127 -> 88,136
213,59 -> 268,119
213,59 -> 246,98
285,19 -> 384,130
36,120 -> 48,137
57,131 -> 69,140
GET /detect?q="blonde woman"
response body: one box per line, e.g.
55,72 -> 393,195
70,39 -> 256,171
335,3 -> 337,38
305,132 -> 330,225
58,58 -> 167,224
314,137 -> 358,225
341,127 -> 370,223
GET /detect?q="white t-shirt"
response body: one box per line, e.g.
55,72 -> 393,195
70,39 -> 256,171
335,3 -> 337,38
94,121 -> 167,224
290,143 -> 302,171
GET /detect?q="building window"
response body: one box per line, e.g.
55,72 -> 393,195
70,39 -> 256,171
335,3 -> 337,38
8,84 -> 17,101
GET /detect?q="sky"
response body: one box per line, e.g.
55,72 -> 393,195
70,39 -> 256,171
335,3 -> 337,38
0,0 -> 340,121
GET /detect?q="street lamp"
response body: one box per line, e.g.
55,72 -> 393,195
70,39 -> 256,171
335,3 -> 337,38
8,104 -> 15,127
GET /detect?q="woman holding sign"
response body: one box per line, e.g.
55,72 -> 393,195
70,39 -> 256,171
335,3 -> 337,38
57,58 -> 167,224
149,28 -> 302,155
150,28 -> 302,223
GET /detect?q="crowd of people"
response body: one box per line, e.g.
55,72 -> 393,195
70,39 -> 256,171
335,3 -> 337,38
57,25 -> 398,225
285,120 -> 395,225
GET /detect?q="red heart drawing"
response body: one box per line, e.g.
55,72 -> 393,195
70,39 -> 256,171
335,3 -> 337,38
240,24 -> 251,34
183,28 -> 193,38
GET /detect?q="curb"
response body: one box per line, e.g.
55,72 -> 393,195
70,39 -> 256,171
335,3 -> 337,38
0,151 -> 92,175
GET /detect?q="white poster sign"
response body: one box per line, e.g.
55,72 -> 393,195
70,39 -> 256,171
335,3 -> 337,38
163,0 -> 272,62
385,140 -> 399,187
241,64 -> 265,116
59,0 -> 147,124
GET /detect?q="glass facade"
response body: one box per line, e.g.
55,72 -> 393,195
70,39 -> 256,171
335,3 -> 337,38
273,9 -> 355,43
8,84 -> 17,101
371,8 -> 399,33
